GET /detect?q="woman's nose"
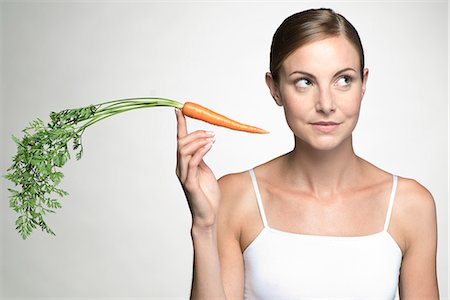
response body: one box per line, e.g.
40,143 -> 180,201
315,87 -> 336,114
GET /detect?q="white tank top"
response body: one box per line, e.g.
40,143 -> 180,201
244,169 -> 402,299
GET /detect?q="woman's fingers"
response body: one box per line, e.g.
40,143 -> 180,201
178,130 -> 215,150
175,108 -> 190,180
184,141 -> 214,189
179,133 -> 215,157
174,108 -> 219,229
177,136 -> 215,183
175,108 -> 188,139
175,109 -> 216,183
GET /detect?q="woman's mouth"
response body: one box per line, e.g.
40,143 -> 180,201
310,121 -> 341,133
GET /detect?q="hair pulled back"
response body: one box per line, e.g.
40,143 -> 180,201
269,8 -> 365,82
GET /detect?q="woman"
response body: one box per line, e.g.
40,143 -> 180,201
175,8 -> 439,299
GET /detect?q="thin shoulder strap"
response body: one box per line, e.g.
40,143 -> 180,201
383,175 -> 398,231
249,169 -> 269,228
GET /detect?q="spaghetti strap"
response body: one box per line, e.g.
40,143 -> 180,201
383,175 -> 398,231
249,169 -> 269,228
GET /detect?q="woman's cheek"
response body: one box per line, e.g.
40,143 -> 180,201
282,103 -> 309,137
337,92 -> 362,118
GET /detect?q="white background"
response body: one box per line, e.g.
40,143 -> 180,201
1,1 -> 448,299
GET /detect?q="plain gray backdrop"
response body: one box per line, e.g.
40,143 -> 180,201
1,1 -> 448,299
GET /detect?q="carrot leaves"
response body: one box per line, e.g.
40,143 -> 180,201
4,97 -> 263,239
5,106 -> 97,239
5,98 -> 182,239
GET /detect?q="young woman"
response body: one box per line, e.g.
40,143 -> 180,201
175,8 -> 439,299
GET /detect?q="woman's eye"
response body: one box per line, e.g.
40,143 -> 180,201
295,78 -> 312,88
336,76 -> 352,87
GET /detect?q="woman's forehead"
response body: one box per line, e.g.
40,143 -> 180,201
281,36 -> 361,76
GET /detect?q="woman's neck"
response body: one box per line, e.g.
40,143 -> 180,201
283,136 -> 363,198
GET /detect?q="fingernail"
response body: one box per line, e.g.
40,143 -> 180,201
205,131 -> 215,136
203,142 -> 214,149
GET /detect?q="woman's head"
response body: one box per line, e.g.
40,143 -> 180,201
265,8 -> 369,151
269,8 -> 365,83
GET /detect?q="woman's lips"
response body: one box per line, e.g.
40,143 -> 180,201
310,121 -> 340,133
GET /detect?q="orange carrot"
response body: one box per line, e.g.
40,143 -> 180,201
181,101 -> 269,134
8,97 -> 268,239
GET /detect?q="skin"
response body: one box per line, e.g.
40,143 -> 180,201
176,35 -> 439,299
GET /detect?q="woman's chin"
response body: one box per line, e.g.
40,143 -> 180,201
296,135 -> 351,152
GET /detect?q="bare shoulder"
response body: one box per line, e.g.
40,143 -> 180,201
218,170 -> 255,211
396,177 -> 436,219
218,171 -> 253,195
216,171 -> 256,238
394,177 -> 439,297
394,177 -> 437,251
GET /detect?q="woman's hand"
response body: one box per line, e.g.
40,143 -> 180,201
175,109 -> 221,230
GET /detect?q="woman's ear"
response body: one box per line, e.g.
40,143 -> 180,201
265,72 -> 283,106
361,68 -> 369,99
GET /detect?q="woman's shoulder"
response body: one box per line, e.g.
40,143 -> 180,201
356,159 -> 436,252
368,158 -> 437,231
218,155 -> 284,193
216,169 -> 261,244
217,169 -> 256,221
361,159 -> 433,200
217,158 -> 282,221
396,176 -> 436,220
218,169 -> 253,197
393,175 -> 437,251
395,176 -> 435,213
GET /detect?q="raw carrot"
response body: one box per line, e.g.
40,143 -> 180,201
182,101 -> 269,134
6,97 -> 268,239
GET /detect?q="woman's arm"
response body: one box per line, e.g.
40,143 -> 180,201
175,110 -> 244,299
190,225 -> 226,299
189,176 -> 245,300
398,179 -> 439,299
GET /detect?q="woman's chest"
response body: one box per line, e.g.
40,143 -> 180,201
259,184 -> 390,236
243,229 -> 402,300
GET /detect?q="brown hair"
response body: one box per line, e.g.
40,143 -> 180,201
269,8 -> 365,82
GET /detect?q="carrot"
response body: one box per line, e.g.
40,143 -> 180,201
182,102 -> 269,134
6,97 -> 268,239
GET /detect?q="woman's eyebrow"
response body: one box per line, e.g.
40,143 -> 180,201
289,67 -> 357,79
334,67 -> 357,77
289,70 -> 317,81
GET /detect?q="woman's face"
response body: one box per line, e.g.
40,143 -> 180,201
268,36 -> 368,151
